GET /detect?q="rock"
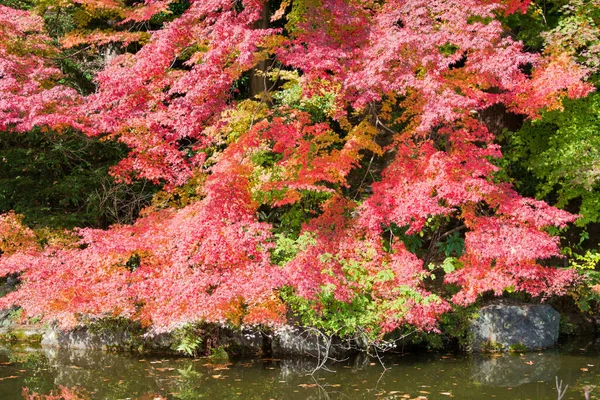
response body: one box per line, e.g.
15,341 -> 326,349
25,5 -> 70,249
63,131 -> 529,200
143,332 -> 176,352
271,326 -> 321,356
0,305 -> 19,328
271,326 -> 355,358
41,324 -> 267,356
0,274 -> 20,298
42,325 -> 140,351
470,304 -> 560,352
40,323 -> 358,357
0,323 -> 45,342
218,327 -> 266,356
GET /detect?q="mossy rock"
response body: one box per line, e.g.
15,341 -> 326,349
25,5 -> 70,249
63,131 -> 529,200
470,303 -> 560,352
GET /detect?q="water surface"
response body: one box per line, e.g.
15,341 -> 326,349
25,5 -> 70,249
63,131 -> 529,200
0,339 -> 599,399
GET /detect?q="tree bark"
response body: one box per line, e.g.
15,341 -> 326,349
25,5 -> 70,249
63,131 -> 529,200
249,4 -> 271,97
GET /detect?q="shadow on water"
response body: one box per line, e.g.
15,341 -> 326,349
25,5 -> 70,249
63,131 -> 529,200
0,338 -> 599,399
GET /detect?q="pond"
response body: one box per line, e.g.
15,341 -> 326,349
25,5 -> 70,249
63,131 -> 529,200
0,338 -> 599,399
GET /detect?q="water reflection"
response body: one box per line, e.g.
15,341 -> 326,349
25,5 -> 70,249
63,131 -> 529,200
0,340 -> 598,399
471,351 -> 561,387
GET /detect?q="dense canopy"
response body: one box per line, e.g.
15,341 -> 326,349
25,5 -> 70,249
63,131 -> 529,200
0,0 -> 597,338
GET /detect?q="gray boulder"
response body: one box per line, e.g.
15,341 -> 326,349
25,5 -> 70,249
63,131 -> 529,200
42,325 -> 140,351
41,324 -> 267,356
470,304 -> 560,352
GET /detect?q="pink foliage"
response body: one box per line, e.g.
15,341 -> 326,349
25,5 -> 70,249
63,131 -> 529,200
0,134 -> 285,332
0,6 -> 81,132
0,0 -> 593,334
83,0 -> 278,187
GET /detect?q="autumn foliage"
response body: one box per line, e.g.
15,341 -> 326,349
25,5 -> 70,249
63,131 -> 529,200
0,0 -> 594,336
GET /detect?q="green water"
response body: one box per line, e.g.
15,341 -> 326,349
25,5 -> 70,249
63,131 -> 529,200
0,339 -> 599,399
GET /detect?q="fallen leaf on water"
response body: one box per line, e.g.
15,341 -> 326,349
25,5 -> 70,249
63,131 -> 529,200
237,362 -> 254,367
581,368 -> 589,372
202,363 -> 231,368
440,392 -> 453,396
0,376 -> 18,381
524,361 -> 534,365
298,384 -> 317,388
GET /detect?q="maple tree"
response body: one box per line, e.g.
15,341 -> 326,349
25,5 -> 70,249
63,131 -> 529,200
0,0 -> 595,338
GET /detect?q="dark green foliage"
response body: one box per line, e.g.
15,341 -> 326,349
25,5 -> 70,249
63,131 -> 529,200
150,0 -> 192,26
392,305 -> 477,351
257,190 -> 332,238
58,56 -> 97,95
125,254 -> 141,272
0,129 -> 156,229
0,0 -> 33,9
438,43 -> 460,56
504,92 -> 600,226
501,1 -> 562,51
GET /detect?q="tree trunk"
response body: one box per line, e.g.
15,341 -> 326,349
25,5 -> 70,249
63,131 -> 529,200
249,4 -> 271,97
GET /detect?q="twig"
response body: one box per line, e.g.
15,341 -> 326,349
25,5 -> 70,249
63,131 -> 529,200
437,225 -> 466,240
353,154 -> 375,200
556,376 -> 568,400
370,341 -> 389,371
